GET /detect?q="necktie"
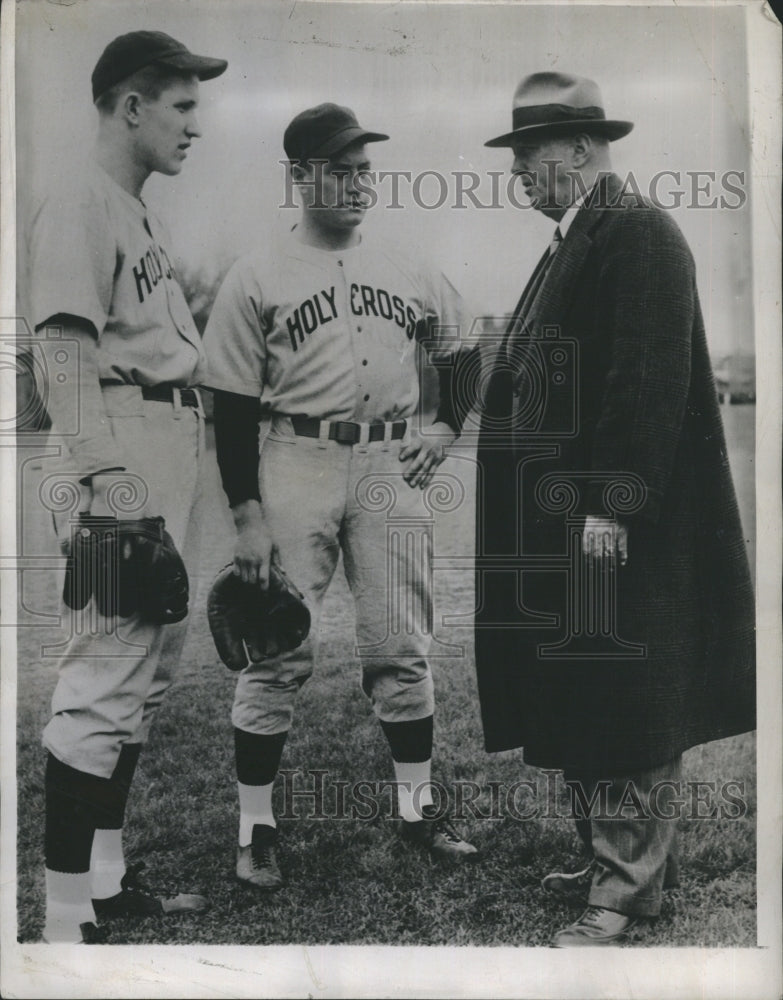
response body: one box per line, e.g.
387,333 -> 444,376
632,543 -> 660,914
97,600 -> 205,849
490,226 -> 564,419
510,225 -> 563,328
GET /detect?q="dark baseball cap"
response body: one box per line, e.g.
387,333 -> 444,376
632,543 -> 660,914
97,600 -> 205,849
92,30 -> 228,101
283,103 -> 389,162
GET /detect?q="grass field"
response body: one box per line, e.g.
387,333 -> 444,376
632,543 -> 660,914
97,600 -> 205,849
15,405 -> 756,947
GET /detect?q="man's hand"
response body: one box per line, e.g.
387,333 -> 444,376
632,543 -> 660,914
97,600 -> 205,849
232,499 -> 275,587
582,515 -> 629,566
398,421 -> 457,489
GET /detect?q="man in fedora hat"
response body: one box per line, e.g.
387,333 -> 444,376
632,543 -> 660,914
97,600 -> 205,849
27,30 -> 227,942
476,72 -> 755,945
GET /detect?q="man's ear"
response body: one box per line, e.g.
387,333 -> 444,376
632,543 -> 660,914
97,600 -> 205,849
121,91 -> 142,127
571,132 -> 592,168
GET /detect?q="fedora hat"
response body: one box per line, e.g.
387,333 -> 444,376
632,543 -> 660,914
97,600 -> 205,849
485,72 -> 633,147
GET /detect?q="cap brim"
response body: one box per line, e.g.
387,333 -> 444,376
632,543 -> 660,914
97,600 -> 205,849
159,52 -> 228,81
314,127 -> 390,158
485,119 -> 634,147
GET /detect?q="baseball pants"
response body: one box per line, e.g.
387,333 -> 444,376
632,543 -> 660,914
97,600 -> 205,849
232,415 -> 436,735
42,385 -> 205,779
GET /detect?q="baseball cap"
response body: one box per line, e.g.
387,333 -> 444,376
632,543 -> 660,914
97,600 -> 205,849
284,103 -> 389,162
92,30 -> 228,101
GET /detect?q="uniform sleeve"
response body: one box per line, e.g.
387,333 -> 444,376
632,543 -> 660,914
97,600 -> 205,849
202,259 -> 267,397
27,192 -> 127,478
419,269 -> 481,434
586,208 -> 695,524
416,269 -> 475,361
29,190 -> 114,337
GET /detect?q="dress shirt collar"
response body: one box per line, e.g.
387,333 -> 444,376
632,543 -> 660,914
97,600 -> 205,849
557,179 -> 597,239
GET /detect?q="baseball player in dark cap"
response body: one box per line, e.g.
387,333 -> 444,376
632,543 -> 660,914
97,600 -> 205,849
27,31 -> 226,943
203,103 -> 479,889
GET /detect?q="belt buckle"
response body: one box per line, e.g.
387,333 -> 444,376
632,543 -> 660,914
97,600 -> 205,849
182,387 -> 200,413
334,421 -> 358,445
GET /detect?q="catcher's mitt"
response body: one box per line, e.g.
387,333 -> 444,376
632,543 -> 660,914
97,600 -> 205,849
62,514 -> 189,624
207,560 -> 311,671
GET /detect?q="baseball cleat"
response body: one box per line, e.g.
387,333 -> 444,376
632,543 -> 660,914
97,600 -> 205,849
236,823 -> 285,891
550,905 -> 639,947
541,860 -> 596,897
92,862 -> 208,919
78,921 -> 108,943
398,805 -> 479,862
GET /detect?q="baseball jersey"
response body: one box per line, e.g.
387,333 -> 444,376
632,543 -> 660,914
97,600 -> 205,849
29,163 -> 205,387
203,226 -> 470,422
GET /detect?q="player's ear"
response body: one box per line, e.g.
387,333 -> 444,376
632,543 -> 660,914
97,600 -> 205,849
290,161 -> 311,185
121,91 -> 143,126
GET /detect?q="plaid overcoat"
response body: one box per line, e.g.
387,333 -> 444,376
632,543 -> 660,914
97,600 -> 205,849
474,172 -> 756,774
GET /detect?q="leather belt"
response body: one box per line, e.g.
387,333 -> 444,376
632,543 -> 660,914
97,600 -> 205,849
100,380 -> 200,408
290,415 -> 407,445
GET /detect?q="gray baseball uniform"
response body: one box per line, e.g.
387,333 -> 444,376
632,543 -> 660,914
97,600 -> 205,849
30,163 -> 206,778
203,225 -> 470,734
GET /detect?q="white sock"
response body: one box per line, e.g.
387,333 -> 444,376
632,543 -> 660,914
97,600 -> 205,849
90,828 -> 126,900
238,781 -> 276,846
393,759 -> 434,822
44,869 -> 96,943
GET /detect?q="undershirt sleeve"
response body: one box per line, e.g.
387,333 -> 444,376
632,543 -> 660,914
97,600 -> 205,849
213,390 -> 263,508
433,345 -> 481,434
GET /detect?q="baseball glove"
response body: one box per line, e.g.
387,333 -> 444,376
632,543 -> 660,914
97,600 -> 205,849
207,560 -> 311,671
62,514 -> 189,624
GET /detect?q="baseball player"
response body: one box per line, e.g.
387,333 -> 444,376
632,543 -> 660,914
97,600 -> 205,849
26,31 -> 227,943
203,103 -> 478,889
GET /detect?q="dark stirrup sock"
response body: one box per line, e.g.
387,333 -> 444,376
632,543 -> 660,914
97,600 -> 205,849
234,727 -> 288,785
379,716 -> 434,763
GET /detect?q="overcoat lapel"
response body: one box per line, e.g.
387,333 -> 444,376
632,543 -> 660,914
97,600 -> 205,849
508,173 -> 627,347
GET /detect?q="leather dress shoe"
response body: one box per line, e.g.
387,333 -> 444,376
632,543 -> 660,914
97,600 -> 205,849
551,905 -> 639,947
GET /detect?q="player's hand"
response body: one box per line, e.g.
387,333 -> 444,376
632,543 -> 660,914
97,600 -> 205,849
232,500 -> 275,588
398,421 -> 457,489
582,515 -> 629,566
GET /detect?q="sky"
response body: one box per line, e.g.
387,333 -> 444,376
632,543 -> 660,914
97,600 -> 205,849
15,0 -> 756,354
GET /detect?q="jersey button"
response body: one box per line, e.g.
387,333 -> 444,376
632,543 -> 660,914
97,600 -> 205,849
337,260 -> 343,267
357,325 -> 363,332
362,359 -> 368,366
364,393 -> 370,401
